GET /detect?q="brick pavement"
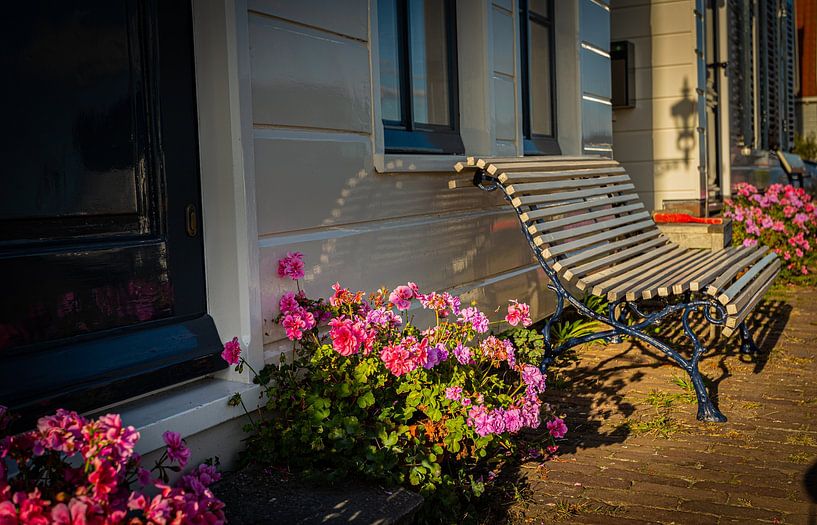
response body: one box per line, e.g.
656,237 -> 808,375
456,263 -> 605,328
507,286 -> 817,524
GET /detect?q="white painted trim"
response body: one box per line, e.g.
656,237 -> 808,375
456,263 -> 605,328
376,153 -> 466,173
554,0 -> 581,155
458,0 -> 494,156
580,41 -> 610,59
116,378 -> 262,456
370,0 -> 386,167
371,0 -> 497,166
582,94 -> 613,106
193,0 -> 264,379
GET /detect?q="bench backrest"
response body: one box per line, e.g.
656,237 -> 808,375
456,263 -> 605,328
453,156 -> 670,277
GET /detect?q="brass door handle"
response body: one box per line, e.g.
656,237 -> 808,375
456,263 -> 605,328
185,204 -> 198,237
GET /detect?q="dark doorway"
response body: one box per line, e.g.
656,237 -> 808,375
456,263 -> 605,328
0,0 -> 224,424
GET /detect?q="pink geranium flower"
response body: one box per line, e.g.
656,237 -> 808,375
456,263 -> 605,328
388,285 -> 414,310
282,313 -> 309,341
329,317 -> 360,356
221,337 -> 241,365
162,431 -> 190,468
459,307 -> 489,333
277,252 -> 305,280
88,459 -> 119,499
279,291 -> 300,315
380,343 -> 414,376
546,418 -> 568,439
505,300 -> 532,327
445,386 -> 463,401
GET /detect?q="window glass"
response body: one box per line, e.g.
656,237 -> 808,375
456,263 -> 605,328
529,21 -> 553,136
408,0 -> 450,126
529,0 -> 549,18
378,0 -> 402,122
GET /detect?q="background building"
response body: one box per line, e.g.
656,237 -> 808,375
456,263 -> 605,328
611,0 -> 798,215
796,0 -> 817,138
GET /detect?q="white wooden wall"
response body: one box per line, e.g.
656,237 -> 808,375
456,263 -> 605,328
238,0 -> 601,362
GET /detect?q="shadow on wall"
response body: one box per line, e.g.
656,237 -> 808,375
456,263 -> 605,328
671,78 -> 696,168
652,78 -> 697,194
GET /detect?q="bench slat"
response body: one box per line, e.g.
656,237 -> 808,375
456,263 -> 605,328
717,252 -> 779,306
705,246 -> 770,296
725,258 -> 781,314
498,167 -> 626,184
688,247 -> 755,291
591,246 -> 688,297
635,250 -> 716,300
664,247 -> 740,296
722,270 -> 779,336
527,202 -> 646,234
538,219 -> 659,256
572,240 -> 675,289
551,230 -> 664,273
520,193 -> 640,222
507,174 -> 633,195
513,184 -> 636,207
532,211 -> 652,244
620,250 -> 711,301
487,160 -> 619,175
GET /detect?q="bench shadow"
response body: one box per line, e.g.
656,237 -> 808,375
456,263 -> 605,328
480,299 -> 792,523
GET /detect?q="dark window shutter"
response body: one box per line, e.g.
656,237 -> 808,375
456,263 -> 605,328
727,0 -> 755,148
783,0 -> 796,150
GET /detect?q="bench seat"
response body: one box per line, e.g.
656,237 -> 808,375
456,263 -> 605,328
452,156 -> 780,422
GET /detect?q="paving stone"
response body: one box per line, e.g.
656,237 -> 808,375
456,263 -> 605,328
678,499 -> 784,521
508,287 -> 817,524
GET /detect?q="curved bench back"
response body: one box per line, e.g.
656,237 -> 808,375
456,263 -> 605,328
454,156 -> 670,282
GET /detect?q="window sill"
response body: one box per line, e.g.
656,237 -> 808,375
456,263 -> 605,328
100,377 -> 262,455
374,154 -> 466,174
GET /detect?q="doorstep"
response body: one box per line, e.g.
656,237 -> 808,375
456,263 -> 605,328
91,376 -> 261,458
656,219 -> 733,251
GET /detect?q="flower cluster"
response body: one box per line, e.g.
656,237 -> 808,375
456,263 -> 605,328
0,408 -> 225,524
223,254 -> 568,519
277,290 -> 330,341
725,183 -> 817,278
277,251 -> 305,280
280,283 -> 547,438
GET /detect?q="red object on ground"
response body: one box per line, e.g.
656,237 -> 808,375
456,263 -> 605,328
653,212 -> 723,225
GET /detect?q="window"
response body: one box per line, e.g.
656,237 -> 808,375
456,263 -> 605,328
378,0 -> 463,154
520,0 -> 560,155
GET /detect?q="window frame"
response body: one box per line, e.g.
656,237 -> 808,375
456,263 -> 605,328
519,0 -> 561,156
379,0 -> 464,155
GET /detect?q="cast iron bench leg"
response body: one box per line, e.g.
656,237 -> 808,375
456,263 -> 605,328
739,322 -> 760,354
683,307 -> 727,422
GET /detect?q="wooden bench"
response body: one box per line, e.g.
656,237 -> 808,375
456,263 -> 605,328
452,156 -> 780,422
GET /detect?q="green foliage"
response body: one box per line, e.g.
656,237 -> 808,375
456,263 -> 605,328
794,132 -> 817,162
